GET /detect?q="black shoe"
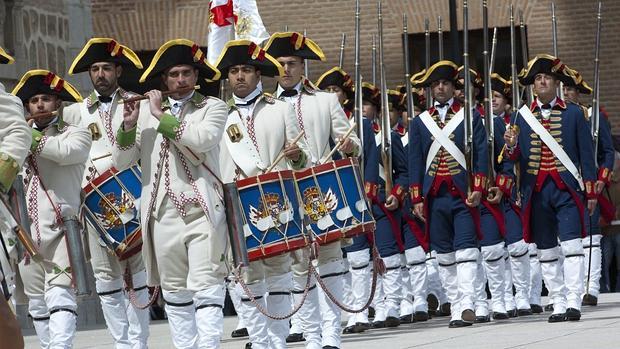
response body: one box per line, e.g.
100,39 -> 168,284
343,325 -> 357,334
517,308 -> 533,316
436,302 -> 451,316
530,304 -> 544,314
427,294 -> 439,314
399,314 -> 415,324
544,304 -> 554,312
449,320 -> 473,328
245,343 -> 252,349
231,328 -> 249,338
507,309 -> 518,318
475,315 -> 490,323
385,316 -> 401,327
323,346 -> 339,349
582,294 -> 598,306
492,312 -> 509,320
368,307 -> 375,318
461,309 -> 476,324
286,333 -> 305,343
548,313 -> 567,323
414,311 -> 430,322
565,308 -> 581,321
371,320 -> 385,329
355,322 -> 371,331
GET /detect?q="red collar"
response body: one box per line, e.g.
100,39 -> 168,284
530,97 -> 567,112
372,121 -> 381,133
429,100 -> 461,116
394,122 -> 406,136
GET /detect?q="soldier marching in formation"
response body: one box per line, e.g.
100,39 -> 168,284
0,1 -> 615,348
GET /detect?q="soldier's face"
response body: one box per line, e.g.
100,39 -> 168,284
492,91 -> 508,115
163,65 -> 198,99
27,94 -> 61,124
534,73 -> 559,101
277,56 -> 304,90
362,101 -> 378,120
228,65 -> 261,98
431,79 -> 454,104
326,85 -> 347,105
563,86 -> 580,104
89,62 -> 121,96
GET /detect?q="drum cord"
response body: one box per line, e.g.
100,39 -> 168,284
124,266 -> 160,310
310,244 -> 384,313
232,257 -> 314,321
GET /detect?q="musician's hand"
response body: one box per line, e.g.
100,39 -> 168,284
283,142 -> 301,162
595,180 -> 605,195
385,195 -> 399,211
466,191 -> 482,207
413,202 -> 425,222
338,137 -> 355,155
486,187 -> 503,204
587,198 -> 597,216
123,100 -> 140,130
504,127 -> 517,147
145,90 -> 164,120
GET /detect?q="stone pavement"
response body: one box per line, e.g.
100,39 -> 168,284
23,294 -> 620,348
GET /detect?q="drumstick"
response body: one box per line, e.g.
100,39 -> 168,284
91,153 -> 112,162
119,85 -> 200,104
26,110 -> 58,121
265,130 -> 306,173
320,122 -> 357,164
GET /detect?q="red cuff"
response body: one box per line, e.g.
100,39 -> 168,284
365,181 -> 378,201
585,180 -> 597,199
473,173 -> 487,193
598,167 -> 612,186
495,174 -> 514,196
409,184 -> 423,204
391,184 -> 407,205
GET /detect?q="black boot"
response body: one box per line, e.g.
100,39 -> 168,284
436,302 -> 451,316
582,294 -> 598,306
517,308 -> 533,316
530,304 -> 544,314
399,313 -> 415,324
492,312 -> 509,320
385,316 -> 401,327
286,333 -> 305,343
565,308 -> 581,321
414,311 -> 429,322
548,313 -> 567,323
449,320 -> 473,328
544,304 -> 554,312
231,328 -> 249,338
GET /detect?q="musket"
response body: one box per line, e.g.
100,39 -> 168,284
519,10 -> 533,106
354,0 -> 364,175
403,14 -> 414,119
463,0 -> 474,187
490,27 -> 498,73
63,215 -> 91,295
424,18 -> 432,109
303,29 -> 309,78
339,33 -> 346,68
378,0 -> 392,194
372,34 -> 377,86
0,194 -> 42,263
551,2 -> 564,99
438,16 -> 444,60
9,176 -> 31,259
482,0 -> 494,182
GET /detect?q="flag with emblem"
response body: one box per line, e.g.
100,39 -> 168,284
233,0 -> 269,44
207,0 -> 235,65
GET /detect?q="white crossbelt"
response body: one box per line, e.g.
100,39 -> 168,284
518,104 -> 584,190
418,109 -> 466,172
224,108 -> 266,176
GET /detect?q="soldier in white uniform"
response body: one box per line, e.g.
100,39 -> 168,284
215,39 -> 309,349
62,38 -> 151,349
264,32 -> 360,349
114,39 -> 229,348
12,70 -> 92,348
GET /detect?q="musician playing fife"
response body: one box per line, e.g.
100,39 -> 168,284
12,70 -> 91,348
216,39 -> 309,349
503,54 -> 597,323
264,31 -> 361,349
409,61 -> 489,328
62,38 -> 151,348
115,39 -> 229,348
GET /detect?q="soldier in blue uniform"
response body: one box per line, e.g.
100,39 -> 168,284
490,74 -> 535,316
562,66 -> 615,307
359,83 -> 407,329
409,61 -> 489,328
389,89 -> 430,323
504,54 -> 597,322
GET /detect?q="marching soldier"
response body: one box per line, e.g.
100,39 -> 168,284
359,82 -> 407,329
490,74 -> 535,316
409,61 -> 489,328
13,70 -> 91,347
563,66 -> 615,307
114,39 -> 229,347
503,54 -> 597,322
264,32 -> 361,349
62,38 -> 151,348
316,66 -> 355,118
215,39 -> 309,349
389,89 -> 430,323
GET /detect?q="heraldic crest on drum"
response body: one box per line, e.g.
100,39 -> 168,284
96,191 -> 136,229
249,192 -> 294,231
302,186 -> 337,222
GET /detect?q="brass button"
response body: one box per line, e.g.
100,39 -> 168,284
35,136 -> 41,141
172,127 -> 179,132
